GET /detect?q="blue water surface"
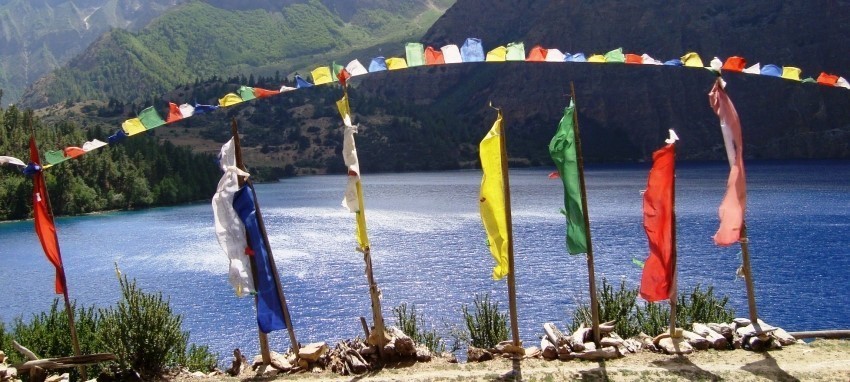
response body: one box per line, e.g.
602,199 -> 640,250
1,160 -> 848,362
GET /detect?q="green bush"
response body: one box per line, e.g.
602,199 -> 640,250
97,274 -> 189,380
568,278 -> 736,338
179,344 -> 219,373
461,293 -> 508,349
392,303 -> 444,353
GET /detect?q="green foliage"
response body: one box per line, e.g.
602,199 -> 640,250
461,293 -> 508,349
568,278 -> 736,338
0,103 -> 220,221
392,303 -> 444,353
178,344 -> 219,373
98,273 -> 188,380
0,300 -> 102,381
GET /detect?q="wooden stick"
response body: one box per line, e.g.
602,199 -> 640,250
494,105 -> 521,350
739,223 -> 759,325
789,330 -> 850,339
569,82 -> 601,347
669,144 -> 679,338
230,119 -> 271,366
30,117 -> 86,380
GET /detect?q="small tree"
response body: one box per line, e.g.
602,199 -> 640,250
461,293 -> 508,349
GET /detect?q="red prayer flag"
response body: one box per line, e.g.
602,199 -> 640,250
30,137 -> 66,294
625,54 -> 643,64
424,46 -> 444,65
526,46 -> 547,61
722,56 -> 747,72
640,143 -> 675,302
166,102 -> 183,123
63,147 -> 85,158
336,68 -> 351,87
816,72 -> 839,86
253,87 -> 281,99
709,80 -> 747,246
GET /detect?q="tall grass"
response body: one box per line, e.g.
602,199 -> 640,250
461,293 -> 508,349
568,278 -> 735,338
392,303 -> 444,353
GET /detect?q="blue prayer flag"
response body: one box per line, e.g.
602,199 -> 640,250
295,74 -> 314,88
760,64 -> 782,77
461,38 -> 485,62
368,57 -> 388,72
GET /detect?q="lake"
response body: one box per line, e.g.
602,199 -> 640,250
1,160 -> 849,361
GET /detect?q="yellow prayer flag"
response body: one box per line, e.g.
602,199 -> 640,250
781,66 -> 802,81
587,54 -> 606,63
336,93 -> 350,122
122,118 -> 146,136
355,180 -> 370,250
218,93 -> 244,107
486,46 -> 507,62
681,52 -> 704,67
311,66 -> 333,85
386,57 -> 408,70
479,109 -> 510,280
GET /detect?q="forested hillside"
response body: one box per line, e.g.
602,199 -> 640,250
0,98 -> 220,221
19,0 -> 454,107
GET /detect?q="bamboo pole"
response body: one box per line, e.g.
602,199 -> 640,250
569,82 -> 601,347
669,144 -> 679,338
29,119 -> 86,381
230,120 -> 271,365
739,223 -> 759,325
495,106 -> 521,349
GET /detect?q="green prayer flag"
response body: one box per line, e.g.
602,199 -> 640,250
332,62 -> 344,82
238,86 -> 256,102
506,42 -> 526,61
138,106 -> 165,130
632,258 -> 645,268
548,100 -> 588,255
604,47 -> 625,63
44,150 -> 68,165
405,43 -> 425,67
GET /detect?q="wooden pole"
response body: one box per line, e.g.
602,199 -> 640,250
230,119 -> 271,365
739,223 -> 759,325
356,181 -> 388,347
669,144 -> 679,338
29,119 -> 86,381
495,106 -> 521,349
569,82 -> 601,347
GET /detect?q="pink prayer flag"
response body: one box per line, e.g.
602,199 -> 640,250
709,80 -> 747,246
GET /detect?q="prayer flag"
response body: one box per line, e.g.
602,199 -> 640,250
548,100 -> 588,254
505,42 -> 525,61
193,103 -> 219,114
233,184 -> 286,333
332,62 -> 344,82
139,106 -> 165,129
122,118 -> 146,136
545,49 -> 566,62
441,44 -> 463,63
368,57 -> 387,72
742,63 -> 761,74
604,48 -> 625,63
486,46 -> 507,62
179,103 -> 195,118
641,54 -> 663,65
238,86 -> 257,102
29,137 -> 66,294
82,139 -> 107,151
337,94 -> 369,250
760,64 -> 782,77
424,46 -> 445,65
664,59 -> 683,66
640,131 -> 677,302
526,46 -> 547,62
294,75 -> 313,88
709,79 -> 747,246
345,59 -> 368,76
817,72 -> 839,86
311,66 -> 334,85
405,42 -> 425,67
63,147 -> 85,159
681,52 -> 704,67
566,53 -> 587,62
44,150 -> 69,165
212,139 -> 256,297
336,68 -> 351,87
253,87 -> 280,99
710,57 -> 723,71
107,130 -> 127,144
588,54 -> 606,63
218,93 -> 244,107
461,38 -> 484,62
781,67 -> 802,81
722,56 -> 747,72
0,156 -> 26,169
167,102 -> 183,123
479,108 -> 509,280
386,57 -> 407,70
625,54 -> 643,64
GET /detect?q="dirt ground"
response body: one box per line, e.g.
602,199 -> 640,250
172,339 -> 850,381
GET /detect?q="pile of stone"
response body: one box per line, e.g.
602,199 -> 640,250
651,318 -> 798,354
0,352 -> 19,382
537,321 -> 636,361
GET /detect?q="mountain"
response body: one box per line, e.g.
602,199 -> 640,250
0,0 -> 184,103
18,0 -> 455,108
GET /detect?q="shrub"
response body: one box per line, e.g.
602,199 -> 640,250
392,303 -> 444,353
461,293 -> 508,349
97,274 -> 190,380
179,344 -> 219,373
568,278 -> 736,338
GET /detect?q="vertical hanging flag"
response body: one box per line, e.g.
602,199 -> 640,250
337,94 -> 369,250
548,100 -> 588,254
211,139 -> 256,297
233,183 -> 286,333
479,108 -> 509,280
29,137 -> 66,294
709,79 -> 747,246
640,130 -> 678,302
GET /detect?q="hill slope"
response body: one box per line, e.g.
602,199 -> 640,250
19,0 -> 455,107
